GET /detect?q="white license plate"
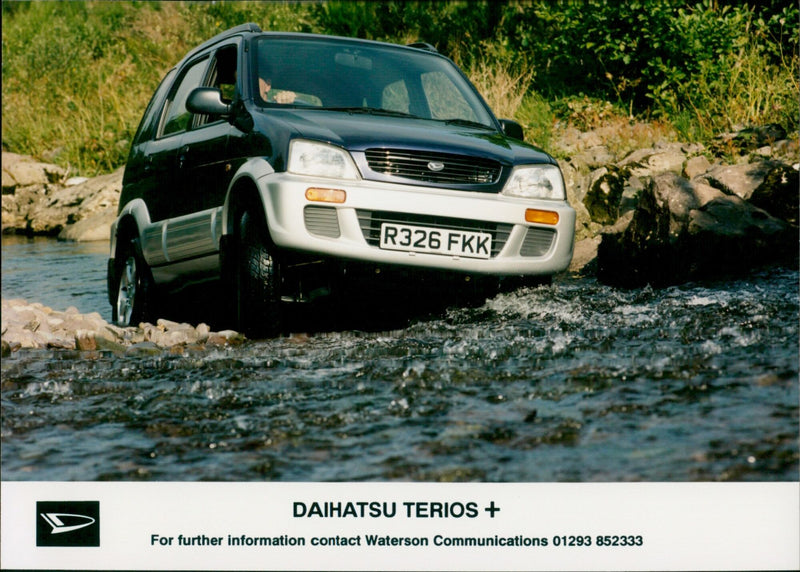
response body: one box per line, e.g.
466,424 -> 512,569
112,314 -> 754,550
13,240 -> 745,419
379,223 -> 492,259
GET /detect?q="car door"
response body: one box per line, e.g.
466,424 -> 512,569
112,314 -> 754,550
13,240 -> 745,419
139,55 -> 211,269
179,42 -> 240,216
162,43 -> 248,268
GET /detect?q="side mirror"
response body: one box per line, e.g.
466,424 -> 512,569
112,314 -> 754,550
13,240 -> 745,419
186,87 -> 232,116
499,119 -> 524,141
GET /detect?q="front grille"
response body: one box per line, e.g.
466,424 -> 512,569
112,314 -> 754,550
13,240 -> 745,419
364,148 -> 501,185
356,210 -> 512,258
304,206 -> 340,238
520,227 -> 556,257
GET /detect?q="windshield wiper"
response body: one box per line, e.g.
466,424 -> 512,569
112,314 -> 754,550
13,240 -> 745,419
324,107 -> 422,119
442,117 -> 494,130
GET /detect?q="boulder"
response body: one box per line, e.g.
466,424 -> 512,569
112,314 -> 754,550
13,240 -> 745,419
30,167 -> 123,238
747,162 -> 799,226
597,172 -> 796,287
583,166 -> 628,225
2,152 -> 66,190
699,160 -> 782,201
617,143 -> 690,178
58,206 -> 117,242
1,152 -> 122,240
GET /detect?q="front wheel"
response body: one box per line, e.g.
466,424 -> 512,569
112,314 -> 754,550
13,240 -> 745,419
112,236 -> 154,326
234,209 -> 283,337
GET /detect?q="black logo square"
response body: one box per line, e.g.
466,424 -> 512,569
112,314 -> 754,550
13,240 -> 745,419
36,501 -> 100,547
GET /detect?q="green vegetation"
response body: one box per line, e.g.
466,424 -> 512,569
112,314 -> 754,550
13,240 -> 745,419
2,0 -> 797,176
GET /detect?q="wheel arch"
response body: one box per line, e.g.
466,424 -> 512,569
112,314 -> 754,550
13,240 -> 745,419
108,200 -> 152,308
109,198 -> 152,262
222,157 -> 274,238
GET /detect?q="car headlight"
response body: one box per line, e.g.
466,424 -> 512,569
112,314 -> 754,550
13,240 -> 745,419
288,140 -> 360,180
502,164 -> 565,200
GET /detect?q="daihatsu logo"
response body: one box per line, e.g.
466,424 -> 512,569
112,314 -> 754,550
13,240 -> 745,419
36,501 -> 100,547
427,161 -> 445,172
40,512 -> 96,534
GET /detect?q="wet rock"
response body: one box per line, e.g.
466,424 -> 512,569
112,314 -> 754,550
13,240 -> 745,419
747,162 -> 799,226
583,166 -> 628,225
126,342 -> 162,356
597,172 -> 796,287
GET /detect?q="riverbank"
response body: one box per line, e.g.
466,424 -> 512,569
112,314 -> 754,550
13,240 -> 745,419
2,123 -> 798,351
4,124 -> 797,278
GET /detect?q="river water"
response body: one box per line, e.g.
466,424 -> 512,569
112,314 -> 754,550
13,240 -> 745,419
1,236 -> 798,481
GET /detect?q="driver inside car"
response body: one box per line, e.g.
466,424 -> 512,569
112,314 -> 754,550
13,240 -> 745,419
258,62 -> 296,104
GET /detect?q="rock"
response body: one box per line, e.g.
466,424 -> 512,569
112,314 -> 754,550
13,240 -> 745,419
700,160 -> 782,201
1,298 -> 245,353
583,166 -> 628,225
75,330 -> 98,351
57,206 -> 117,241
684,155 -> 712,180
747,162 -> 799,226
1,152 -> 122,240
597,172 -> 796,287
617,144 -> 687,177
126,342 -> 163,356
573,145 -> 616,168
568,236 -> 601,275
1,152 -> 66,191
734,124 -> 787,150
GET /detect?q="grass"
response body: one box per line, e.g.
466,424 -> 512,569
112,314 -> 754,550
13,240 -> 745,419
2,1 -> 797,176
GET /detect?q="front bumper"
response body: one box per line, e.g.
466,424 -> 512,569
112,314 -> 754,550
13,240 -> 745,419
256,173 -> 575,276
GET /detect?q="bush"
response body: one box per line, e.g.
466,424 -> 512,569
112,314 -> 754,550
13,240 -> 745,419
2,0 -> 796,176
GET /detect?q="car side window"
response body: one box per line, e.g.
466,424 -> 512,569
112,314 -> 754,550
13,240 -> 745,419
132,69 -> 177,146
194,45 -> 238,128
160,57 -> 209,138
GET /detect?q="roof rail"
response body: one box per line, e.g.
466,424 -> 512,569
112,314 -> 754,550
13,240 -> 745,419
406,42 -> 438,53
182,22 -> 263,63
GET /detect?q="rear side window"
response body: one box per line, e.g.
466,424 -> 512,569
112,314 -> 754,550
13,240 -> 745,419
131,69 -> 176,145
159,57 -> 209,138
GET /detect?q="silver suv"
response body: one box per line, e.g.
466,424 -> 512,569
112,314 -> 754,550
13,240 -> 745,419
108,24 -> 575,336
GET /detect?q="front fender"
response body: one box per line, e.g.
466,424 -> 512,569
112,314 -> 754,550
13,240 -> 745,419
221,157 -> 275,237
109,198 -> 153,261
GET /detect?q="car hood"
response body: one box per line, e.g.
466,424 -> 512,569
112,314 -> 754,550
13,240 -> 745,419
253,108 -> 555,166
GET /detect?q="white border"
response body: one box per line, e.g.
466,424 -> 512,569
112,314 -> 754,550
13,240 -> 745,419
2,481 -> 798,571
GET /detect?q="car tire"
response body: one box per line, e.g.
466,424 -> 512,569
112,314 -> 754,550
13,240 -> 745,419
235,209 -> 283,337
112,235 -> 154,327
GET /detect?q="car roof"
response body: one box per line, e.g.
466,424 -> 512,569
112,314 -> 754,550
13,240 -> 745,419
177,24 -> 442,69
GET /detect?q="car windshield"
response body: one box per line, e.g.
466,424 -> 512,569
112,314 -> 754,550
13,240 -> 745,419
251,36 -> 496,129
